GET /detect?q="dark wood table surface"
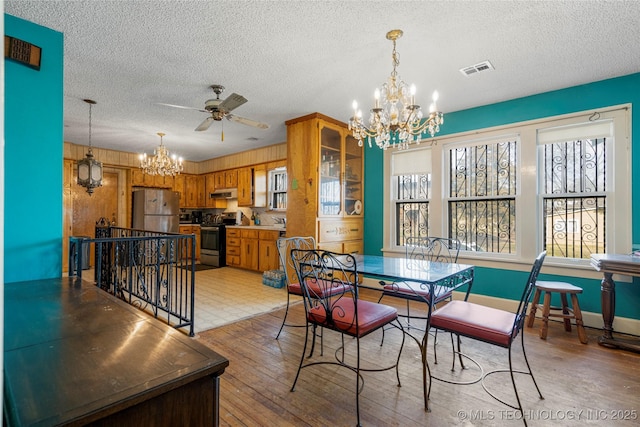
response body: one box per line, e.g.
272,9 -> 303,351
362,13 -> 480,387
4,277 -> 229,426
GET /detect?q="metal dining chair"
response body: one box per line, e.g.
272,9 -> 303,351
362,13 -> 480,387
274,236 -> 316,339
378,237 -> 466,367
427,251 -> 547,425
289,249 -> 405,427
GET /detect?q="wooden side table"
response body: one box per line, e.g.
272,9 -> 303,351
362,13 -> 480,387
590,253 -> 640,352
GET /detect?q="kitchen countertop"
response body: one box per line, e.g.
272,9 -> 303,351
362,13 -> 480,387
225,225 -> 285,231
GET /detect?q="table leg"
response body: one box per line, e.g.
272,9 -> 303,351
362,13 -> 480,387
598,272 -> 640,352
599,272 -> 615,342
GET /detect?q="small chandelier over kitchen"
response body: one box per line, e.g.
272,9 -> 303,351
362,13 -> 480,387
77,99 -> 103,195
349,29 -> 444,150
139,132 -> 184,176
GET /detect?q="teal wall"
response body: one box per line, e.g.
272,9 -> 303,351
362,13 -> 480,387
363,73 -> 640,320
4,14 -> 64,283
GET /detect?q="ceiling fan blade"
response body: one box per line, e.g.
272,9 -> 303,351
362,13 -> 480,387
227,114 -> 270,129
195,116 -> 215,131
157,102 -> 206,113
219,93 -> 247,112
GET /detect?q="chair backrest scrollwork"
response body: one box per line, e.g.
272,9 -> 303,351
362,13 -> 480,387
276,236 -> 316,288
405,236 -> 461,264
291,249 -> 358,332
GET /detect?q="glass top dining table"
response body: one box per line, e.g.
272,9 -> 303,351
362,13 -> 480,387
342,253 -> 475,410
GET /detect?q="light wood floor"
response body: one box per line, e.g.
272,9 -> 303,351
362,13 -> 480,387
197,289 -> 640,427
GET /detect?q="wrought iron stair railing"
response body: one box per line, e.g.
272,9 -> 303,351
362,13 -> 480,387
68,223 -> 197,336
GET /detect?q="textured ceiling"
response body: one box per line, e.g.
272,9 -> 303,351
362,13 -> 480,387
6,0 -> 640,161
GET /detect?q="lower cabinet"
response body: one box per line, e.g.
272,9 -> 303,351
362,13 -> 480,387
226,228 -> 241,267
258,230 -> 281,271
240,229 -> 259,271
179,225 -> 201,262
227,228 -> 282,272
316,219 -> 363,254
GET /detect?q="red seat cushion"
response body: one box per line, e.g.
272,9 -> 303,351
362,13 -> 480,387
429,300 -> 517,347
383,281 -> 452,303
308,299 -> 398,337
289,279 -> 350,297
288,282 -> 303,295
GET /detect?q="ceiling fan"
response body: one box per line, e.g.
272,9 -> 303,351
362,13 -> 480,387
158,85 -> 269,135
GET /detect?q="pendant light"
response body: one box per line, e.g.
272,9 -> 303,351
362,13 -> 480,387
77,99 -> 103,195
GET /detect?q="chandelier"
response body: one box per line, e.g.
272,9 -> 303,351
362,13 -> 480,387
139,132 -> 184,176
349,29 -> 444,150
77,99 -> 103,195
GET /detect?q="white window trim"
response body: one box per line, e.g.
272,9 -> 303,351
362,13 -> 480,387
382,104 -> 631,279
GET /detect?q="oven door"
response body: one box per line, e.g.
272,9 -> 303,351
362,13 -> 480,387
200,226 -> 226,267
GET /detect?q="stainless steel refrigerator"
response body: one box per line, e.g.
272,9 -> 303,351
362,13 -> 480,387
132,189 -> 180,233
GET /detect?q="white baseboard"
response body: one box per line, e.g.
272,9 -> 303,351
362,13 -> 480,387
456,291 -> 640,337
361,277 -> 640,337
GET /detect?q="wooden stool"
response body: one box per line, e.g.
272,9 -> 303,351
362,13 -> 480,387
527,281 -> 588,344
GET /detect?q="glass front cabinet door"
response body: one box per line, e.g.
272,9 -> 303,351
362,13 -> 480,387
318,123 -> 363,218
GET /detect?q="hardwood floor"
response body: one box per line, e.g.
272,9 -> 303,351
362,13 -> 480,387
197,289 -> 640,426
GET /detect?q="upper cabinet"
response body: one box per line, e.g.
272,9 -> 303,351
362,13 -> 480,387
286,113 -> 364,253
131,169 -> 173,189
318,125 -> 363,217
238,166 -> 266,207
225,170 -> 238,188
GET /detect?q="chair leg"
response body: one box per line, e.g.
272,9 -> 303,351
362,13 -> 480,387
275,291 -> 293,339
308,324 -> 318,358
520,328 -> 544,400
291,318 -> 311,392
378,292 -> 387,346
539,291 -> 551,340
508,346 -> 527,426
355,336 -> 362,427
526,288 -> 541,328
570,294 -> 588,344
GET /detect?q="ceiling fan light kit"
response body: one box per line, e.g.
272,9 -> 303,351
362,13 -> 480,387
159,84 -> 270,141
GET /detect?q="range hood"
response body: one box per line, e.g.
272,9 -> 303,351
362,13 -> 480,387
210,188 -> 238,199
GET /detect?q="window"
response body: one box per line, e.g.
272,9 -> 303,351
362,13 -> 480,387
386,106 -> 630,267
538,121 -> 611,259
392,149 -> 431,245
268,167 -> 287,211
447,138 -> 518,253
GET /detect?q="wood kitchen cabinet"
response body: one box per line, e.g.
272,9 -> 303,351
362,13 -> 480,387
258,230 -> 281,271
214,172 -> 225,189
237,167 -> 253,206
240,229 -> 259,271
225,170 -> 238,188
179,225 -> 200,261
227,228 -> 280,272
180,174 -> 204,208
226,228 -> 241,267
286,112 -> 364,253
238,166 -> 266,207
131,169 -> 172,188
205,173 -> 227,208
174,174 -> 186,206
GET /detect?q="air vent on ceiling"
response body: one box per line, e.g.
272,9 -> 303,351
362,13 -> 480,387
460,60 -> 494,77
